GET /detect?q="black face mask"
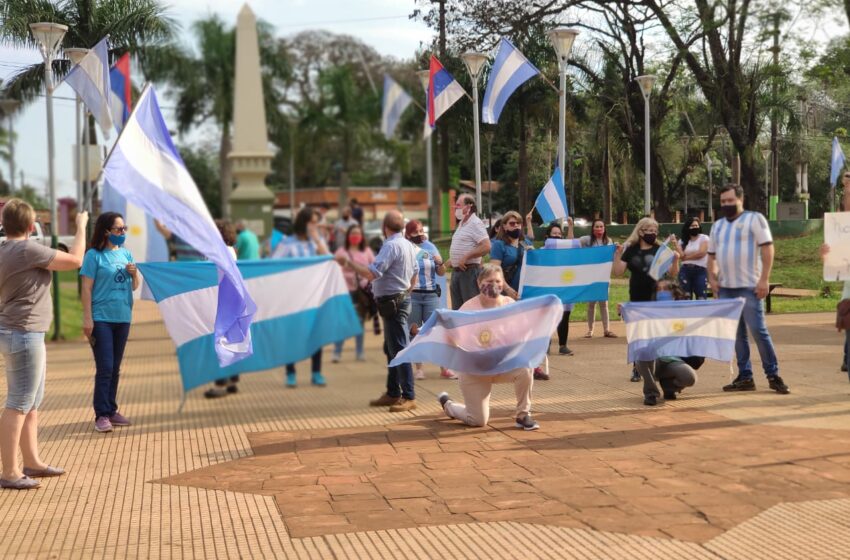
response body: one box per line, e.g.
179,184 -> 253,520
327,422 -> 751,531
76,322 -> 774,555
641,233 -> 657,245
721,204 -> 739,219
409,235 -> 424,244
507,229 -> 521,239
689,226 -> 700,236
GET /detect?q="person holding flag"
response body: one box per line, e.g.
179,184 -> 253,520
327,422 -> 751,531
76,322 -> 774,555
489,210 -> 534,300
613,218 -> 679,382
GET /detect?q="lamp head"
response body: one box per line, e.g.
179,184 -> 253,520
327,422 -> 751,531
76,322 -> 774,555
760,149 -> 771,160
0,99 -> 21,116
461,51 -> 489,81
547,28 -> 579,63
65,47 -> 89,65
635,75 -> 656,99
416,69 -> 430,92
29,22 -> 68,56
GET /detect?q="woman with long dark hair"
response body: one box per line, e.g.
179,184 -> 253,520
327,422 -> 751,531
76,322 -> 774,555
579,219 -> 617,338
676,216 -> 710,299
81,212 -> 139,433
332,223 -> 375,362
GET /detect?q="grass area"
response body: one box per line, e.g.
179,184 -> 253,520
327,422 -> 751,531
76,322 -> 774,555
50,281 -> 83,341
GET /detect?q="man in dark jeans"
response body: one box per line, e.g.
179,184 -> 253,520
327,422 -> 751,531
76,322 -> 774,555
337,210 -> 420,412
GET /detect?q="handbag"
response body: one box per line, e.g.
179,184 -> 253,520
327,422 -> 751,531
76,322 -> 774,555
837,299 -> 850,331
501,242 -> 525,285
348,251 -> 375,317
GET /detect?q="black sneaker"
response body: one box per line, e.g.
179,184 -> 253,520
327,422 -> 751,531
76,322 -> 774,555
767,376 -> 790,394
437,391 -> 450,408
559,345 -> 574,356
723,377 -> 756,392
204,387 -> 228,399
515,413 -> 540,431
663,391 -> 677,401
226,384 -> 238,394
644,395 -> 658,406
630,369 -> 641,383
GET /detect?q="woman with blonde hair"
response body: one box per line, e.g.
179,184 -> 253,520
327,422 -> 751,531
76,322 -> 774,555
436,264 -> 539,431
580,219 -> 617,338
0,199 -> 88,488
489,210 -> 534,300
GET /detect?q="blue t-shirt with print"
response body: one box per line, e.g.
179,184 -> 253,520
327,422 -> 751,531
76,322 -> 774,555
490,236 -> 532,291
80,248 -> 135,323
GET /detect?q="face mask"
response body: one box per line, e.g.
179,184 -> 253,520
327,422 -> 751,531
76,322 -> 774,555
348,235 -> 362,246
409,235 -> 424,244
455,208 -> 465,221
594,230 -> 604,238
641,233 -> 657,245
507,229 -> 521,239
549,234 -> 562,239
721,204 -> 739,219
108,233 -> 126,246
689,227 -> 700,236
480,282 -> 501,299
656,290 -> 674,302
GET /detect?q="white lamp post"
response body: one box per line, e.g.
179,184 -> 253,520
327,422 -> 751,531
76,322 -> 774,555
31,22 -> 68,340
416,69 -> 435,227
65,47 -> 88,210
635,74 -> 656,216
547,28 -> 579,183
0,99 -> 21,194
761,148 -> 771,217
705,153 -> 714,221
461,51 -> 488,212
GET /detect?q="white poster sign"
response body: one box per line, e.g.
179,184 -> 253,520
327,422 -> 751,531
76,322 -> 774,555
824,212 -> 850,281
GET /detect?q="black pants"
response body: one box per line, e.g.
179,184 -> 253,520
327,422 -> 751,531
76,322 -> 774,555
287,350 -> 322,374
556,310 -> 571,346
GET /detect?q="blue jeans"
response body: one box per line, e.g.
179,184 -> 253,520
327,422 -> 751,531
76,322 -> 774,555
844,330 -> 849,374
0,329 -> 46,413
381,297 -> 415,400
719,288 -> 779,379
410,291 -> 439,327
679,265 -> 707,299
91,321 -> 131,418
334,335 -> 364,357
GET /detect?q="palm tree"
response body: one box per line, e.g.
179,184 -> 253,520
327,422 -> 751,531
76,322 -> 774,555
142,15 -> 289,217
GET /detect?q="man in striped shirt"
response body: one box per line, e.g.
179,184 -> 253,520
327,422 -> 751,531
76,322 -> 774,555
449,194 -> 491,309
707,184 -> 789,394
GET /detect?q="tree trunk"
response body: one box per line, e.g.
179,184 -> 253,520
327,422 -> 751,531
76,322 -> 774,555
738,145 -> 760,210
602,121 -> 612,224
518,106 -> 529,217
219,126 -> 232,219
652,155 -> 671,222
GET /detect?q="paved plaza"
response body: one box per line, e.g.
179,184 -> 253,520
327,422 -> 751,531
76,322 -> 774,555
1,302 -> 849,559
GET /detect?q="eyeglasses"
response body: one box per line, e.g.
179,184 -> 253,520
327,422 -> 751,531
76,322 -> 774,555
505,221 -> 521,227
110,226 -> 128,233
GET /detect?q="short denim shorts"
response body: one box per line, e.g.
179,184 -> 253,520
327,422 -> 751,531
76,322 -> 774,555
0,329 -> 46,413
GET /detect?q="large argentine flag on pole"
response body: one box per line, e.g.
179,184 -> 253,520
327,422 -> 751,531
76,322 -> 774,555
482,38 -> 539,124
103,84 -> 256,368
390,295 -> 562,375
63,37 -> 112,136
534,168 -> 569,223
381,75 -> 412,140
427,55 -> 466,129
138,258 -> 361,392
519,246 -> 616,304
621,299 -> 746,363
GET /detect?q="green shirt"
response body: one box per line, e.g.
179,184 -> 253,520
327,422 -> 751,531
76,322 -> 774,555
234,230 -> 260,260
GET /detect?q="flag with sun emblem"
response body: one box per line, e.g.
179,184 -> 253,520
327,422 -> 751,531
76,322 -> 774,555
389,295 -> 562,375
620,298 -> 746,363
518,245 -> 616,304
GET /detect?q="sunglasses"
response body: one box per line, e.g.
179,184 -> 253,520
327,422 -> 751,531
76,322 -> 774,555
110,226 -> 129,233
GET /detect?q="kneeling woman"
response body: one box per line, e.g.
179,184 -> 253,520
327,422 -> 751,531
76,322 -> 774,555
81,213 -> 139,433
436,264 -> 539,431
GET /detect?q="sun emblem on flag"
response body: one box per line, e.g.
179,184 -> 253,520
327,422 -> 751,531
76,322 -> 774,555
130,225 -> 143,236
478,329 -> 492,347
560,269 -> 576,284
671,320 -> 686,333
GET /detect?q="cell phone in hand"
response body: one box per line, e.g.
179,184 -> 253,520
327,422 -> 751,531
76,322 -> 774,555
89,336 -> 96,348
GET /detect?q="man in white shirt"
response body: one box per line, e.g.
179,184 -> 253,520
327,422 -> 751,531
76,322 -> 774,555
707,183 -> 789,394
448,194 -> 491,309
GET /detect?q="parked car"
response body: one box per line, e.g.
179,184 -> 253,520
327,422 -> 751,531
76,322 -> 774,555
0,221 -> 73,252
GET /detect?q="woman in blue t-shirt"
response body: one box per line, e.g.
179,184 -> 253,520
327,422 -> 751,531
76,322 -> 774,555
81,212 -> 139,433
489,210 -> 534,300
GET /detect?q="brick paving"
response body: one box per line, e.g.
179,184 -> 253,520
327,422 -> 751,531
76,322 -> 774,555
0,301 -> 848,558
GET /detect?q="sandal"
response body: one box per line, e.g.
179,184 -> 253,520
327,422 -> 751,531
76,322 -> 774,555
604,331 -> 618,338
584,331 -> 593,338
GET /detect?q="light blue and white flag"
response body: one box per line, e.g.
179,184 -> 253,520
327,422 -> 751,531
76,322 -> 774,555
534,168 -> 569,223
381,74 -> 413,140
830,136 -> 846,186
62,37 -> 112,136
621,299 -> 746,363
482,38 -> 539,124
138,258 -> 362,392
390,295 -> 561,374
648,236 -> 676,281
518,245 -> 616,304
103,84 -> 256,368
100,178 -> 169,265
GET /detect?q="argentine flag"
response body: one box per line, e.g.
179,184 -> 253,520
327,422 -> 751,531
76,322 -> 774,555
648,237 -> 676,281
390,295 -> 562,375
63,37 -> 113,136
534,168 -> 568,223
381,75 -> 412,140
621,299 -> 746,363
482,38 -> 539,124
103,84 -> 256,368
519,245 -> 616,304
830,136 -> 846,187
138,258 -> 362,392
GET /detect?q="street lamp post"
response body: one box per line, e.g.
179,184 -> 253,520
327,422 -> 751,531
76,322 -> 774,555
461,52 -> 488,213
547,28 -> 579,185
0,99 -> 21,194
761,148 -> 771,217
31,21 -> 68,341
635,75 -> 656,217
705,153 -> 714,222
416,70 -> 434,230
65,48 -> 88,210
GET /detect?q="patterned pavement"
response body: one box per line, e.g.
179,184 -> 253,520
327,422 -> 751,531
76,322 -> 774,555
0,301 -> 848,559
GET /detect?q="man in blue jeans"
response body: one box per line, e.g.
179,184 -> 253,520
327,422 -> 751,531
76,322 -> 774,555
337,210 -> 420,412
707,184 -> 790,394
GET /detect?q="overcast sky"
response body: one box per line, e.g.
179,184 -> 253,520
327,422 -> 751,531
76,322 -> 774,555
0,0 -> 432,201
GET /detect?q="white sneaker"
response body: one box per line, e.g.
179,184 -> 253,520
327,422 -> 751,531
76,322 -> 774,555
331,353 -> 341,363
415,367 -> 426,380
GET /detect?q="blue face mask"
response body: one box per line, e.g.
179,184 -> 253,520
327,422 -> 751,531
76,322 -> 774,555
656,290 -> 674,301
108,233 -> 126,246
